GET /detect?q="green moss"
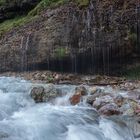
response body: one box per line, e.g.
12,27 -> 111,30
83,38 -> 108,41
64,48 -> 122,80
0,0 -> 6,6
54,47 -> 68,58
75,0 -> 89,6
0,15 -> 37,36
0,0 -> 89,36
28,0 -> 66,16
0,0 -> 66,35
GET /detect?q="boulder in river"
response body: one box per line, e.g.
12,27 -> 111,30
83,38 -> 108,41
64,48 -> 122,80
69,94 -> 82,105
98,103 -> 121,116
86,95 -> 97,105
86,92 -> 110,105
90,87 -> 102,95
93,95 -> 114,110
69,86 -> 87,105
75,86 -> 88,96
30,84 -> 59,103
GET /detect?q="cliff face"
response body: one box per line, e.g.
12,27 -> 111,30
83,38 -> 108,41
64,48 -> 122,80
0,0 -> 139,74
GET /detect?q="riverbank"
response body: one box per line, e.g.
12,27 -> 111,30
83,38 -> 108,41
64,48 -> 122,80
0,70 -> 132,84
0,70 -> 140,89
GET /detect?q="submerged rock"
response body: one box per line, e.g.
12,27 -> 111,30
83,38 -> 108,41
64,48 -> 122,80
30,84 -> 59,103
0,132 -> 9,139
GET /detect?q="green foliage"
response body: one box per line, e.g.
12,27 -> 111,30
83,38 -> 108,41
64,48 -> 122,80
75,0 -> 89,6
0,0 -> 66,35
0,15 -> 36,36
54,47 -> 68,58
0,0 -> 88,36
0,0 -> 6,6
28,0 -> 66,16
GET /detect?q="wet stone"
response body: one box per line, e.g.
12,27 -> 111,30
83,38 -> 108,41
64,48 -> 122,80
69,94 -> 81,105
98,103 -> 121,116
93,95 -> 114,110
75,86 -> 88,96
30,85 -> 59,103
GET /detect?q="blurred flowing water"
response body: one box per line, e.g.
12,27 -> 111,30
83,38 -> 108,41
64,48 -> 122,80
0,77 -> 138,140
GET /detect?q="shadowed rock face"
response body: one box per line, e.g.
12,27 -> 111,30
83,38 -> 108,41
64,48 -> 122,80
0,0 -> 139,74
0,0 -> 41,22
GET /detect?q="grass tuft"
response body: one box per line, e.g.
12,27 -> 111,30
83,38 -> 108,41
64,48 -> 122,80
0,16 -> 37,36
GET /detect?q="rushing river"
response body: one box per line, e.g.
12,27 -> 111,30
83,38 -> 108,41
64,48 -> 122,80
0,77 -> 139,140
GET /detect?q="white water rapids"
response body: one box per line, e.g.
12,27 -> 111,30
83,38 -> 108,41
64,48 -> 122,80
0,77 -> 138,140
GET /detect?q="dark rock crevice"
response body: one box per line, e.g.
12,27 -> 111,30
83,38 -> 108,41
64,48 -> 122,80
0,0 -> 41,22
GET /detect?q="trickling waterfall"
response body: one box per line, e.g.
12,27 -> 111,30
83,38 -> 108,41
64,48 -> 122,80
40,0 -> 139,75
0,77 -> 139,140
20,34 -> 30,72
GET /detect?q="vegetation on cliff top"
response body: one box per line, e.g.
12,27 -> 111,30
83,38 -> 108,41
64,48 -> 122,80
29,0 -> 89,16
0,0 -> 89,36
0,0 -> 65,36
0,15 -> 37,36
28,0 -> 66,16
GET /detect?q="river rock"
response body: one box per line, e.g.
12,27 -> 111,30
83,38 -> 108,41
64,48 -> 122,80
75,86 -> 88,96
69,94 -> 81,105
86,95 -> 97,105
90,87 -> 102,95
120,99 -> 139,116
69,86 -> 87,105
54,74 -> 62,81
98,103 -> 121,116
127,91 -> 140,100
120,82 -> 136,91
93,95 -> 114,109
114,95 -> 124,107
30,84 -> 59,103
86,91 -> 111,105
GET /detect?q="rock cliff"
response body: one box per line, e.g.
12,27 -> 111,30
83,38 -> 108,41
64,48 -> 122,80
0,0 -> 139,74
